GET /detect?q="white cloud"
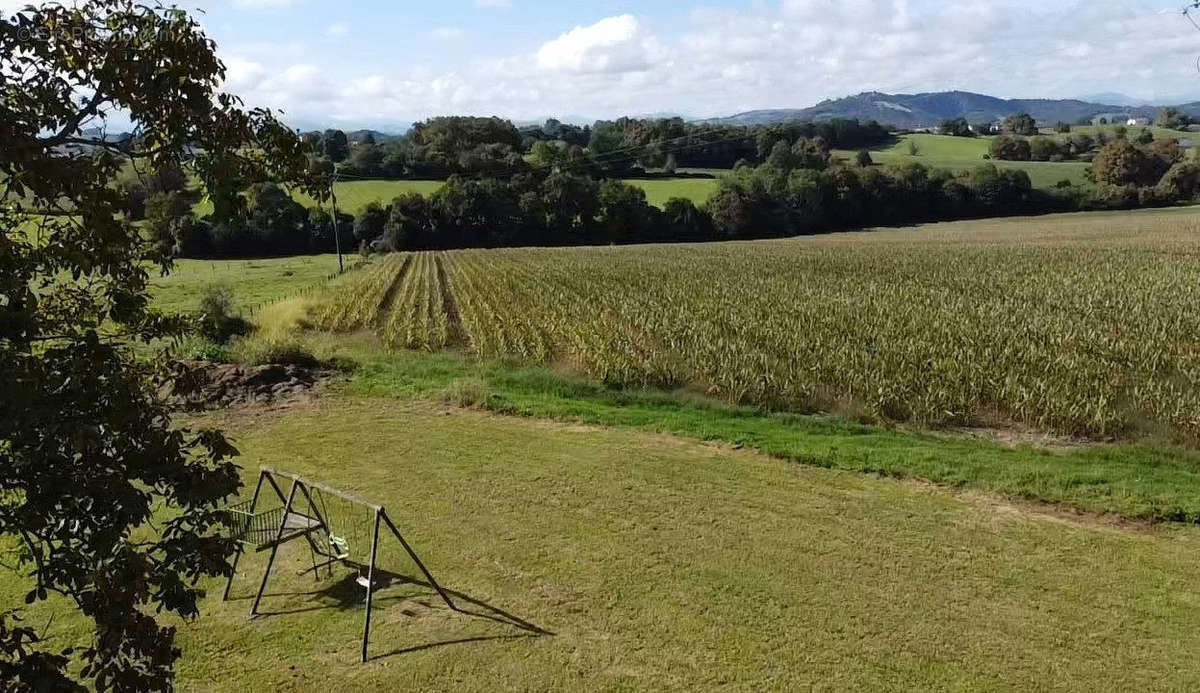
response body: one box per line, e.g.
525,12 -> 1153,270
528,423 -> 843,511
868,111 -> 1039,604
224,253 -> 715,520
537,15 -> 663,74
222,57 -> 267,93
215,0 -> 1200,127
326,22 -> 349,38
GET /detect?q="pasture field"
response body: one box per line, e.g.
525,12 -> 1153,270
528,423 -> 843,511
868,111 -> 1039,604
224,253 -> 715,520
313,208 -> 1200,440
150,254 -> 349,314
627,178 -> 720,207
1066,124 -> 1190,141
194,177 -> 716,216
5,395 -> 1200,691
293,179 -> 445,213
836,133 -> 1093,188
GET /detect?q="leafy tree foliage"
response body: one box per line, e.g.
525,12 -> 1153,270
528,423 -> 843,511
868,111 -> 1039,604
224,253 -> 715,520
1028,136 -> 1064,162
990,135 -> 1032,161
0,2 -> 317,689
1002,113 -> 1039,136
519,118 -> 592,149
1156,107 -> 1194,131
354,202 -> 388,243
1092,139 -> 1157,186
321,129 -> 350,162
1157,162 -> 1200,200
939,117 -> 973,137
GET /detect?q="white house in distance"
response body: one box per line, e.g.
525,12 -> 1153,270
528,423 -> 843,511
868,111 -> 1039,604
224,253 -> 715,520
1127,117 -> 1150,127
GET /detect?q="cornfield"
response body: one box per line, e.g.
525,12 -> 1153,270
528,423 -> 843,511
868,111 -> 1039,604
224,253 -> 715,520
311,211 -> 1200,438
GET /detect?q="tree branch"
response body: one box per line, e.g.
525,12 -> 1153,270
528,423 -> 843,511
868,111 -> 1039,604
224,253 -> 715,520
36,91 -> 108,150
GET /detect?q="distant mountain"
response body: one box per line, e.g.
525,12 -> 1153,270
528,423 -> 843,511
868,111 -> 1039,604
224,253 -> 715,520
708,91 -> 1200,129
80,126 -> 133,142
1076,92 -> 1151,107
345,128 -> 406,143
287,118 -> 412,137
515,115 -> 596,127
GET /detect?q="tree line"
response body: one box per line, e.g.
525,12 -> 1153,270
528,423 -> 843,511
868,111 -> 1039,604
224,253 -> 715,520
306,115 -> 893,180
150,131 -> 1200,259
988,126 -> 1181,164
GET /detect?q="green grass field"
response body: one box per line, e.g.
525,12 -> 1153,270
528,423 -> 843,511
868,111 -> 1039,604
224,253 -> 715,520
6,371 -> 1200,691
1065,124 -> 1190,141
150,254 -> 351,315
836,134 -> 1093,189
193,178 -> 716,217
628,178 -> 720,207
843,129 -> 1197,190
296,180 -> 445,213
191,180 -> 445,217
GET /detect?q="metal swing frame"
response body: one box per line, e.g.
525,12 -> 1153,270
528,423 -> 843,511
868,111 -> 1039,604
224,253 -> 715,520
221,467 -> 458,663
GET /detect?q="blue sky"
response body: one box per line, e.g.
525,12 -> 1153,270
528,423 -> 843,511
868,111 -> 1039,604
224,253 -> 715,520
12,0 -> 1200,130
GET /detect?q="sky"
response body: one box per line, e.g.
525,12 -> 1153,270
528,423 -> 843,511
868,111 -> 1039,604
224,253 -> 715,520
8,0 -> 1200,130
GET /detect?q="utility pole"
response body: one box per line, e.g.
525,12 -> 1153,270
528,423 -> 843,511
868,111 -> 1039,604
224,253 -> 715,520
329,172 -> 344,274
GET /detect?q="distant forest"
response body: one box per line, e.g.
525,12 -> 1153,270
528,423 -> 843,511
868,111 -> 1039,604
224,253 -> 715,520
305,116 -> 893,180
123,115 -> 1200,259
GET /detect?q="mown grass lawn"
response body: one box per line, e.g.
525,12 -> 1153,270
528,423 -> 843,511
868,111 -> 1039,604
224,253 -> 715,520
9,393 -> 1197,691
149,399 -> 1200,690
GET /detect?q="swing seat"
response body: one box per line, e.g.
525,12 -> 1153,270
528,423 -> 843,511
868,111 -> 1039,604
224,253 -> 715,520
224,501 -> 324,552
328,534 -> 351,560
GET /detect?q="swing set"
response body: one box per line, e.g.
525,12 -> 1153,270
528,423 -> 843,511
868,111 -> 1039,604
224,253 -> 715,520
220,467 -> 459,663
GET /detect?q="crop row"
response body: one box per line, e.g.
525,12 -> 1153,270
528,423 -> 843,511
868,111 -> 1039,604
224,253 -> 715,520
311,213 -> 1200,437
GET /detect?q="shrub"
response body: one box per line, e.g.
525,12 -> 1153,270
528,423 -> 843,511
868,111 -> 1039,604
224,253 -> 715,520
176,337 -> 233,364
234,336 -> 321,368
439,377 -> 491,408
197,284 -> 252,344
1157,163 -> 1200,200
990,135 -> 1031,161
1092,140 -> 1155,186
1029,136 -> 1060,162
855,150 -> 873,167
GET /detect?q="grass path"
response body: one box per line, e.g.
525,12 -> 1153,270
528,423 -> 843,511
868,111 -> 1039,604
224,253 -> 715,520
147,397 -> 1200,690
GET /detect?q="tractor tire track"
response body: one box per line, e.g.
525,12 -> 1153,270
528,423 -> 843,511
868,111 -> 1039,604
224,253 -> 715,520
371,254 -> 413,328
434,253 -> 466,347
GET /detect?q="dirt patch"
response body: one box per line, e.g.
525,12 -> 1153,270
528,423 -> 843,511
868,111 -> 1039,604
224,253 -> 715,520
160,362 -> 339,410
950,488 -> 1160,534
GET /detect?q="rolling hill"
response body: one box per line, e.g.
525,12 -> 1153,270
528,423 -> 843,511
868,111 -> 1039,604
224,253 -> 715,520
710,90 -> 1200,128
